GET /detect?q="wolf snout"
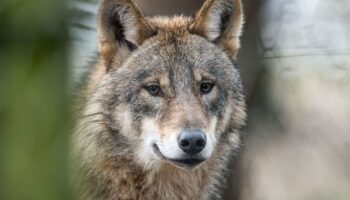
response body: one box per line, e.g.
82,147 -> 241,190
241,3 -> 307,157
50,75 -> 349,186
177,129 -> 206,155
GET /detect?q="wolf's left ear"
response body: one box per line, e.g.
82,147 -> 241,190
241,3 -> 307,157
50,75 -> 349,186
98,0 -> 155,68
190,0 -> 244,59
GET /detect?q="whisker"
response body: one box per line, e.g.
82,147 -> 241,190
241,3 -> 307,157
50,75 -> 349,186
84,120 -> 109,125
79,112 -> 107,119
96,129 -> 107,135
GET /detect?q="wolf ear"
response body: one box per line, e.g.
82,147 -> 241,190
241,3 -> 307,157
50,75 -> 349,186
98,0 -> 154,68
190,0 -> 244,59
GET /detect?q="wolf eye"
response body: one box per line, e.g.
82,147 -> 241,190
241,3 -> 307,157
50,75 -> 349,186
145,84 -> 163,97
200,82 -> 214,94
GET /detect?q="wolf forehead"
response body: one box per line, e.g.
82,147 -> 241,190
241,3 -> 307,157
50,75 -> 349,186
114,18 -> 238,80
112,42 -> 238,98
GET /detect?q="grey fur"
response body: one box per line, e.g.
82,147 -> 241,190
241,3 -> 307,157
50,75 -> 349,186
73,0 -> 246,199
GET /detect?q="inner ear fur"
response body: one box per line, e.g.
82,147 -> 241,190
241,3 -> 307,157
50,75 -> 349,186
98,0 -> 155,69
190,0 -> 244,59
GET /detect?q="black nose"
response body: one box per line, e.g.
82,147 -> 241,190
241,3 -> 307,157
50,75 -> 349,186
178,130 -> 206,155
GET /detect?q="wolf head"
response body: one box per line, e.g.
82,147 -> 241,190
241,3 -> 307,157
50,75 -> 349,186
80,0 -> 246,170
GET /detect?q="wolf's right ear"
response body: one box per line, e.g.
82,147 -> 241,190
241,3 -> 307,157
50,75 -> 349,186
98,0 -> 154,69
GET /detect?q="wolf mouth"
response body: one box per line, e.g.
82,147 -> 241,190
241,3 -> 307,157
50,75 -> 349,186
152,143 -> 205,168
170,158 -> 205,167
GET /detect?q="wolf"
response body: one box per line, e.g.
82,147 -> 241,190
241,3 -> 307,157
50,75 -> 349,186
72,0 -> 246,199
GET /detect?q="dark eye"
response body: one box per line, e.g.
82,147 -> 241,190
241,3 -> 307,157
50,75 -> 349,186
200,82 -> 214,94
145,84 -> 163,97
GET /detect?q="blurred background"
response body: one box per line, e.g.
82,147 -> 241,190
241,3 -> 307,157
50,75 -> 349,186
0,0 -> 73,199
1,0 -> 350,199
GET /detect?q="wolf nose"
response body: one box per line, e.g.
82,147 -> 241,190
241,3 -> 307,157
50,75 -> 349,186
178,130 -> 206,155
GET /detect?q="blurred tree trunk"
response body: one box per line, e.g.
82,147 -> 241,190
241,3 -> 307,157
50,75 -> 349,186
0,0 -> 73,199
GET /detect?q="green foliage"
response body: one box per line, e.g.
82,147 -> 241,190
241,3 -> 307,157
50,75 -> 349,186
0,0 -> 73,199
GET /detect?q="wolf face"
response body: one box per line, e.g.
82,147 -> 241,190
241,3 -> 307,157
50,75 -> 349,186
104,35 -> 242,169
78,0 -> 245,172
